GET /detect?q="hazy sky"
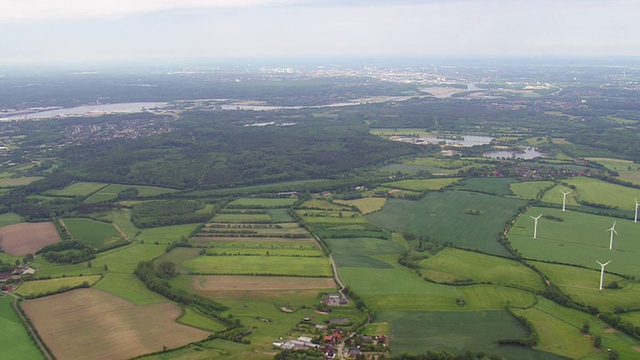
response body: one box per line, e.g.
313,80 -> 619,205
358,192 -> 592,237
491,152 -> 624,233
1,0 -> 639,64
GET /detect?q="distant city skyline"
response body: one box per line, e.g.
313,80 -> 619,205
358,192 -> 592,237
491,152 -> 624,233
1,0 -> 639,65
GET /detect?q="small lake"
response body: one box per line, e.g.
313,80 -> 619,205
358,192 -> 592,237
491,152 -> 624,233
397,135 -> 494,147
484,147 -> 545,159
0,102 -> 167,121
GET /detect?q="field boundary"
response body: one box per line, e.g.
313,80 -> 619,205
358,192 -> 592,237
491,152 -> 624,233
7,294 -> 54,360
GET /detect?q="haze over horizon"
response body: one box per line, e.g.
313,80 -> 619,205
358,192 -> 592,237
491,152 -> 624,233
1,0 -> 639,65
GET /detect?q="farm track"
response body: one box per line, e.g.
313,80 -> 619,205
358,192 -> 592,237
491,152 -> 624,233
6,293 -> 54,360
113,223 -> 128,241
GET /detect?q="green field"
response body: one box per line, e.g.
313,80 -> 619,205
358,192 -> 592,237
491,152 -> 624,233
266,208 -> 294,222
509,207 -> 640,277
210,213 -> 272,223
339,265 -> 535,311
184,256 -> 332,277
299,199 -> 351,210
177,307 -> 227,332
420,248 -> 545,291
0,176 -> 43,187
368,191 -> 527,256
93,272 -> 167,305
565,177 -> 640,211
207,239 -> 318,250
44,182 -> 108,197
136,223 -> 202,244
63,218 -> 126,250
510,181 -> 554,200
513,297 -> 640,359
227,198 -> 297,208
377,310 -> 562,359
0,212 -> 24,227
15,275 -> 101,298
84,184 -> 178,203
334,197 -> 387,214
32,243 -> 166,278
455,177 -> 519,196
206,248 -> 323,257
539,184 -> 580,206
325,237 -> 405,269
531,261 -> 640,312
296,209 -> 370,224
0,296 -> 44,360
382,178 -> 462,191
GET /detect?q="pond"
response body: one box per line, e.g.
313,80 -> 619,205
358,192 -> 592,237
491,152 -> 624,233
484,147 -> 545,159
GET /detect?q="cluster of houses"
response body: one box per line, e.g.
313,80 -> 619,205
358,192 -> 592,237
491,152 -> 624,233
0,264 -> 36,291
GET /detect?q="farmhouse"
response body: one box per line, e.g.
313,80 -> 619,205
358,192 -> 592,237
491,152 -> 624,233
321,292 -> 349,307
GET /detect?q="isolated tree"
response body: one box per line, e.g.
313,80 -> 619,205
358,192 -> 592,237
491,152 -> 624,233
23,253 -> 34,264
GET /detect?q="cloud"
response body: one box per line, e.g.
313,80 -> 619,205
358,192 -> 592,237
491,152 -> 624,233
0,0 -> 297,22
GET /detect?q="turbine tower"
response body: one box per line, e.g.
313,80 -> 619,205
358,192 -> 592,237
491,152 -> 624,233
561,190 -> 571,212
597,260 -> 611,290
530,214 -> 542,239
635,199 -> 639,223
606,221 -> 617,250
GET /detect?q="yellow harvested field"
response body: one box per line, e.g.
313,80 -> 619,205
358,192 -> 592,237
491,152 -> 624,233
335,197 -> 387,214
0,222 -> 60,256
193,275 -> 335,291
22,289 -> 210,360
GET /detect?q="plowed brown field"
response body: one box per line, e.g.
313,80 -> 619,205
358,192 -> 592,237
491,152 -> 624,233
0,222 -> 60,256
21,289 -> 210,360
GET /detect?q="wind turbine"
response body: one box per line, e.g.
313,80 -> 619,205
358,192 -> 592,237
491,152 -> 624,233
635,199 -> 639,223
597,260 -> 611,290
561,190 -> 571,212
606,221 -> 617,250
530,214 -> 542,239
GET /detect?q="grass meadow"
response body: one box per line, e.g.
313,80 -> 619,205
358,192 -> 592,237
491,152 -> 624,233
32,243 -> 166,278
210,213 -> 272,223
419,248 -> 545,291
0,296 -> 43,360
565,177 -> 640,211
136,223 -> 202,244
510,181 -> 554,200
513,297 -> 640,359
84,184 -> 177,203
334,197 -> 387,214
227,198 -> 297,208
15,275 -> 101,298
93,272 -> 167,305
183,256 -> 332,277
454,177 -> 518,196
63,218 -> 126,250
376,310 -> 562,359
299,199 -> 351,210
368,191 -> 527,256
381,178 -> 462,192
508,207 -> 640,277
338,266 -> 535,311
177,307 -> 227,332
44,182 -> 108,197
0,212 -> 23,227
0,176 -> 43,187
531,261 -> 640,312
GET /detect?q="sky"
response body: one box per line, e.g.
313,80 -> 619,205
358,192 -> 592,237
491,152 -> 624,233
1,0 -> 639,65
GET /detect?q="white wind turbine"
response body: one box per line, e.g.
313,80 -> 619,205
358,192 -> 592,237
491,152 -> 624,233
597,260 -> 611,290
635,199 -> 639,223
561,190 -> 571,212
606,221 -> 618,250
530,214 -> 542,239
